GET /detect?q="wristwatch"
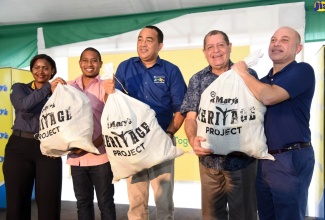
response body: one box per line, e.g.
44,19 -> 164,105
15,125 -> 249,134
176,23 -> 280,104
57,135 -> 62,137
166,130 -> 176,146
165,130 -> 174,137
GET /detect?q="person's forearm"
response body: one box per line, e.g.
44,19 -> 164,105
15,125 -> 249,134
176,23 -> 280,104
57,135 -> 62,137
93,135 -> 104,148
239,72 -> 267,102
234,61 -> 287,105
166,112 -> 185,134
240,72 -> 289,105
184,118 -> 197,148
104,93 -> 108,102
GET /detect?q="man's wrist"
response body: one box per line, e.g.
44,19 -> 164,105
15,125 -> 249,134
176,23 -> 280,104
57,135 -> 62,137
165,130 -> 174,137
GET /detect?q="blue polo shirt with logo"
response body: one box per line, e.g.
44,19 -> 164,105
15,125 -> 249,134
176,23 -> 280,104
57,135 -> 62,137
260,61 -> 315,151
115,56 -> 187,130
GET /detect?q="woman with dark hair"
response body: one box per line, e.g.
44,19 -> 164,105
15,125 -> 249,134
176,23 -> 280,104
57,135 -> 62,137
3,54 -> 66,220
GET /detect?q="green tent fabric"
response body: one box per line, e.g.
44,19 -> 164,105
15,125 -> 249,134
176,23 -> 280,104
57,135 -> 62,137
0,24 -> 39,68
42,11 -> 184,48
305,10 -> 325,43
0,11 -> 184,69
43,0 -> 316,49
0,0 -> 324,69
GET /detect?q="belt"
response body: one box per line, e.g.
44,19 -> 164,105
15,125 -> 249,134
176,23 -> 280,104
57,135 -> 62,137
268,142 -> 311,155
12,130 -> 38,139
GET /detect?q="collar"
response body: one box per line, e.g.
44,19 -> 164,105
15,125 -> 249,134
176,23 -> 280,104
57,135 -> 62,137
74,74 -> 101,90
134,56 -> 162,68
267,61 -> 297,77
206,60 -> 233,74
31,81 -> 36,89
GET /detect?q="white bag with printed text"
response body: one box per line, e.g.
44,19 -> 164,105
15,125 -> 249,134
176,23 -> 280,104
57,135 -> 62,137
101,89 -> 184,183
197,50 -> 274,160
39,83 -> 99,157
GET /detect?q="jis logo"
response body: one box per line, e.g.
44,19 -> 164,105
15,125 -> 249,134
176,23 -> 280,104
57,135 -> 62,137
154,76 -> 165,84
314,1 -> 325,11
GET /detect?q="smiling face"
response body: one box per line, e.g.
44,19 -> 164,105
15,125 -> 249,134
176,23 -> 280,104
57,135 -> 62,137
268,27 -> 302,66
203,33 -> 232,75
79,50 -> 102,79
137,27 -> 163,67
31,58 -> 54,86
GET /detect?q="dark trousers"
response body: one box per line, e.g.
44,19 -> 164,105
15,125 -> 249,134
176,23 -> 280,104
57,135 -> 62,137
71,162 -> 116,220
256,146 -> 315,220
200,160 -> 257,220
3,135 -> 62,220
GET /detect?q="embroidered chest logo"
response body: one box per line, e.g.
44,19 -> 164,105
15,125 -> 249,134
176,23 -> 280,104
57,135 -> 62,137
154,76 -> 165,84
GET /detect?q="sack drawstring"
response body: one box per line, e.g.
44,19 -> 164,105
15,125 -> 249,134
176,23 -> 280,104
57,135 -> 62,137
114,75 -> 129,94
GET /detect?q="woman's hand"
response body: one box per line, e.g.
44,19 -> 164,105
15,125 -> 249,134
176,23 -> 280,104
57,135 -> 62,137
51,77 -> 66,92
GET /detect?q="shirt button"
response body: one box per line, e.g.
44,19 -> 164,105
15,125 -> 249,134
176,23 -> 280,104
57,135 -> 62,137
145,82 -> 147,84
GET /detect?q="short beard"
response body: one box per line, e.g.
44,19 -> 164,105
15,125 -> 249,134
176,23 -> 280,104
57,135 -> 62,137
84,72 -> 99,78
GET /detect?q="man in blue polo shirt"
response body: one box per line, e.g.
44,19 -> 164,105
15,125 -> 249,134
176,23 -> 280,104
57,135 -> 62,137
233,26 -> 315,220
114,25 -> 187,220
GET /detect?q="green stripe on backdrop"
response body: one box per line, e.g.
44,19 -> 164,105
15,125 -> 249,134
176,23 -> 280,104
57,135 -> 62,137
0,0 -> 324,68
42,0 -> 307,48
42,11 -> 185,48
0,24 -> 38,68
305,10 -> 325,43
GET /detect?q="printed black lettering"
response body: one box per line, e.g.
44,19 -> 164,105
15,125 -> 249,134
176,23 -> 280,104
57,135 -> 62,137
128,130 -> 140,145
249,107 -> 256,120
66,109 -> 72,120
207,110 -> 214,125
140,122 -> 150,133
49,113 -> 56,126
200,109 -> 206,123
230,110 -> 238,124
205,126 -> 242,136
136,143 -> 145,153
215,106 -> 234,126
135,127 -> 145,138
57,111 -> 64,122
240,108 -> 247,122
104,135 -> 112,148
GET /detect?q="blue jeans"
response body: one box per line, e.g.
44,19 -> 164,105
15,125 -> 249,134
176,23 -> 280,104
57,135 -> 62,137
256,146 -> 315,220
71,162 -> 116,220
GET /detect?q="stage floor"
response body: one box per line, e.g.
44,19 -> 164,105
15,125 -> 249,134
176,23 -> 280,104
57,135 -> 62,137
0,177 -> 318,219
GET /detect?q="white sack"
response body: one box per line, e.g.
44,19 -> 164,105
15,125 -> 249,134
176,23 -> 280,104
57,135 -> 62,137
101,89 -> 184,183
39,83 -> 99,156
197,50 -> 274,160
